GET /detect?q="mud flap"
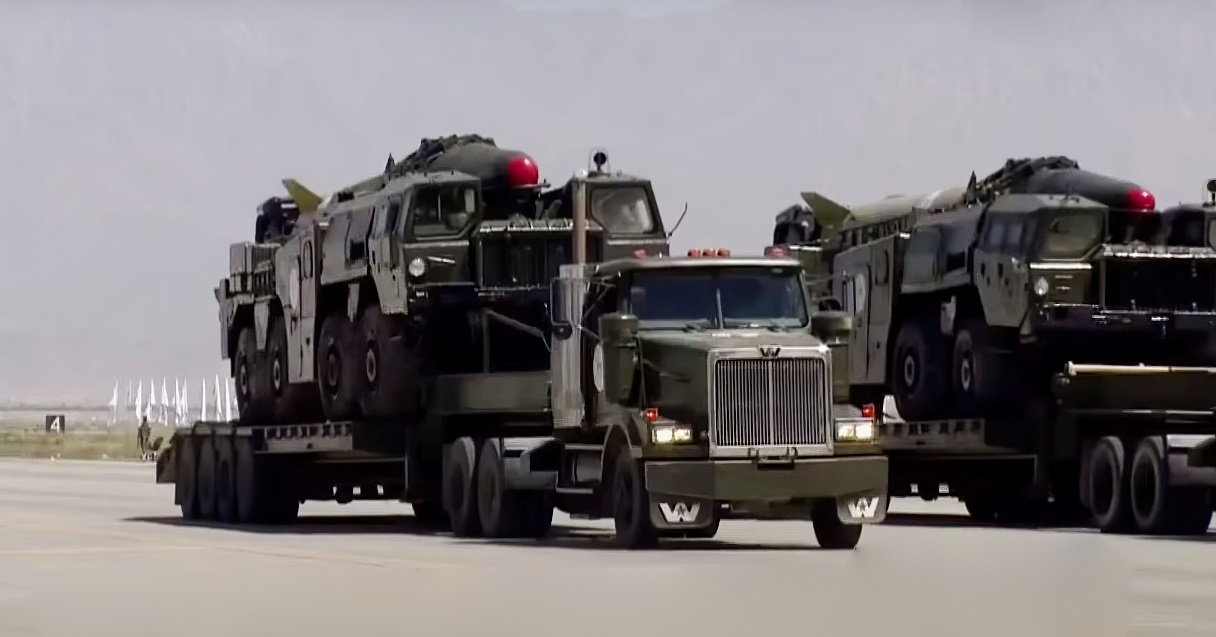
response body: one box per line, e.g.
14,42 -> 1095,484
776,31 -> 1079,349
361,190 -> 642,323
1053,363 -> 1216,414
835,491 -> 888,524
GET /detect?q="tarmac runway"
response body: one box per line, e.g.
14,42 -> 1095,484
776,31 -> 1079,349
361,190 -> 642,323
0,459 -> 1213,637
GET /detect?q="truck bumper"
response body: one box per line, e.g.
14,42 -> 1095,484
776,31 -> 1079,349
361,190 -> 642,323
643,455 -> 888,530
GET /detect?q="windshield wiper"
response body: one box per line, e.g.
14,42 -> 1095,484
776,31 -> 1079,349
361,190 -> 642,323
683,319 -> 713,332
723,319 -> 788,331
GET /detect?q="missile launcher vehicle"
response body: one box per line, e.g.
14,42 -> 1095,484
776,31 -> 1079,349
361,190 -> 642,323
154,137 -> 889,550
771,159 -> 1216,536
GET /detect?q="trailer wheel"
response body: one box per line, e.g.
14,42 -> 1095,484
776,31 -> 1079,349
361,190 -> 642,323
317,313 -> 362,421
357,306 -> 421,420
235,326 -> 273,425
1087,436 -> 1133,533
962,494 -> 999,523
177,436 -> 199,521
443,437 -> 481,537
610,450 -> 658,549
1129,437 -> 1213,535
476,438 -> 524,538
196,437 -> 218,521
811,499 -> 863,549
234,436 -> 264,524
518,492 -> 555,539
891,312 -> 951,421
214,435 -> 238,523
268,317 -> 322,424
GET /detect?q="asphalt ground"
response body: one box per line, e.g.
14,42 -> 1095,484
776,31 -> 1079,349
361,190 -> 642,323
0,458 -> 1213,636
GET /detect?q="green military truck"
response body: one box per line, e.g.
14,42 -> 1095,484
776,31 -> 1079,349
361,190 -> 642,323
156,138 -> 888,549
772,158 -> 1216,535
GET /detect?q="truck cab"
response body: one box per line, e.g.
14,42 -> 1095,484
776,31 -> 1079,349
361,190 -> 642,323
545,251 -> 889,547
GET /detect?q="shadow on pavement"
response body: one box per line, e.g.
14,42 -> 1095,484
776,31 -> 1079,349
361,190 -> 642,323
122,514 -> 819,551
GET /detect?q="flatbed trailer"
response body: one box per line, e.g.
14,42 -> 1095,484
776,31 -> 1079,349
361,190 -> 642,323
877,363 -> 1216,534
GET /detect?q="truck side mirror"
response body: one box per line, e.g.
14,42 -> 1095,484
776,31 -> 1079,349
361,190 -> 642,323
810,311 -> 853,343
598,313 -> 639,404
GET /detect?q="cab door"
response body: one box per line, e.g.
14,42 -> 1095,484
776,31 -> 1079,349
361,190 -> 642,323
974,214 -> 1016,328
368,195 -> 408,314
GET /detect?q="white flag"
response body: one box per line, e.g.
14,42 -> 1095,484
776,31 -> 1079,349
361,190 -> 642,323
213,375 -> 223,422
135,381 -> 144,421
180,381 -> 190,426
160,378 -> 169,424
224,377 -> 234,422
173,379 -> 182,425
200,378 -> 208,421
107,381 -> 119,426
125,380 -> 134,410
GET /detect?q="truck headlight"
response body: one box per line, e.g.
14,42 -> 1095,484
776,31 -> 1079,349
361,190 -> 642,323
836,420 -> 875,441
652,424 -> 693,444
1033,276 -> 1049,297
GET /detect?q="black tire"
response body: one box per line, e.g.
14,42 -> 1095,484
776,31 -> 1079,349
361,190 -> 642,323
176,437 -> 199,521
267,317 -> 323,424
1129,436 -> 1213,535
951,320 -> 1011,418
891,312 -> 951,421
214,436 -> 238,523
518,492 -> 555,539
443,438 -> 481,537
963,494 -> 999,523
1087,436 -> 1133,533
234,436 -> 264,524
811,500 -> 863,549
411,500 -> 448,528
317,313 -> 362,421
234,326 -> 274,424
357,305 -> 421,420
610,449 -> 658,549
196,437 -> 218,521
476,438 -> 521,538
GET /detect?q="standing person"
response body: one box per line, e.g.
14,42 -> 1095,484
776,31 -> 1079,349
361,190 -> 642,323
137,416 -> 151,459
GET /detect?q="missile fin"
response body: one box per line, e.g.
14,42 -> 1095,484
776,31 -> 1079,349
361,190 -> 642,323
282,179 -> 324,214
800,191 -> 852,232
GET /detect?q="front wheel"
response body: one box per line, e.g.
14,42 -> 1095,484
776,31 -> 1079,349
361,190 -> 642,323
811,500 -> 863,550
891,312 -> 951,421
610,451 -> 658,549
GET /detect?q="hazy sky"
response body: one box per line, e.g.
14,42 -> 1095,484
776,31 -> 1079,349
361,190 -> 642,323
1,1 -> 1212,401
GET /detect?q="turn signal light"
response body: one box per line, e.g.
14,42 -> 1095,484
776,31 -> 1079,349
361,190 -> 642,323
765,246 -> 787,258
633,249 -> 647,258
643,407 -> 660,423
861,403 -> 876,419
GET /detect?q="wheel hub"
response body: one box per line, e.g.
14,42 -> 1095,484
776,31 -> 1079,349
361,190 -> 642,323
237,362 -> 250,398
365,347 -> 378,386
325,350 -> 340,389
271,357 -> 282,393
959,356 -> 973,391
902,353 -> 918,388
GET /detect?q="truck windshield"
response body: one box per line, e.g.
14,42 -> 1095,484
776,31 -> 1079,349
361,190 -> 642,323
590,186 -> 655,234
1039,210 -> 1103,259
629,267 -> 808,329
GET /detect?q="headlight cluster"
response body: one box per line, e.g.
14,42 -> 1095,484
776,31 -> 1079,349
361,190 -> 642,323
836,419 -> 875,441
652,424 -> 693,444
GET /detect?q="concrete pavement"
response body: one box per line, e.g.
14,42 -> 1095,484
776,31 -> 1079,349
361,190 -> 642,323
0,458 -> 1213,636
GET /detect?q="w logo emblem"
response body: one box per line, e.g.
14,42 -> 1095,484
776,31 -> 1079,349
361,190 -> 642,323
658,502 -> 700,524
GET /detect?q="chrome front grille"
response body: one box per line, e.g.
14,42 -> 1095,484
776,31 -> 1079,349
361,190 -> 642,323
710,354 -> 832,451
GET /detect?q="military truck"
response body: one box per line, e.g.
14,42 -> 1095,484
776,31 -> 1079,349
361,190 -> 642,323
771,159 -> 1216,536
156,137 -> 888,549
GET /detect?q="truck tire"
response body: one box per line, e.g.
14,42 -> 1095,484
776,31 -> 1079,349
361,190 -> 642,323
196,437 -> 218,521
357,306 -> 421,420
1129,436 -> 1213,535
518,492 -> 555,539
610,450 -> 658,549
811,500 -> 863,549
951,320 -> 1010,418
443,437 -> 481,537
317,313 -> 361,421
214,435 -> 238,523
268,317 -> 322,424
235,326 -> 274,425
177,437 -> 200,521
1087,436 -> 1133,533
476,438 -> 523,538
891,312 -> 951,421
234,436 -> 265,524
